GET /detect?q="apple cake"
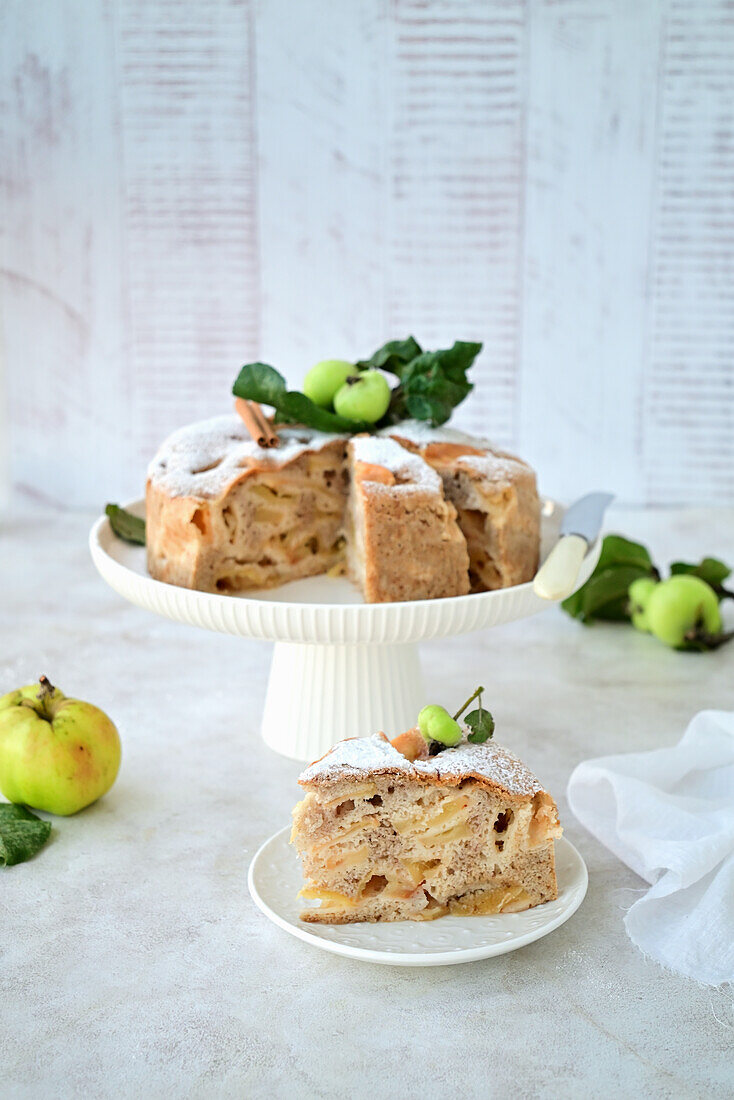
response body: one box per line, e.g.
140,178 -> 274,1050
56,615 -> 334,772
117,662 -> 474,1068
384,421 -> 540,591
291,730 -> 562,923
146,416 -> 349,593
345,435 -> 470,602
146,414 -> 540,601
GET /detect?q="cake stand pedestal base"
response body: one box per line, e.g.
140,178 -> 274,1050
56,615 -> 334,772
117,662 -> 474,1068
261,642 -> 426,762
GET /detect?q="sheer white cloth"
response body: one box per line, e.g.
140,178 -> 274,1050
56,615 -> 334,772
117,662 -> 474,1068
567,710 -> 734,986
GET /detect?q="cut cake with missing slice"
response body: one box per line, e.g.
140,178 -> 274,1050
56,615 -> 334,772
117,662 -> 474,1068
291,731 -> 562,924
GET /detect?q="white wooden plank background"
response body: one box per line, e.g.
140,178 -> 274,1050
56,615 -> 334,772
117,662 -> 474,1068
1,0 -> 733,508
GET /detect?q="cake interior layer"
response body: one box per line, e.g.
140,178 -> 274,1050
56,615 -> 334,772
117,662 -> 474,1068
433,468 -> 540,592
149,443 -> 349,593
345,463 -> 470,603
292,775 -> 558,924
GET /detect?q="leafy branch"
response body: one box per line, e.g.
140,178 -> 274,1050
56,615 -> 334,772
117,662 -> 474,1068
232,337 -> 483,434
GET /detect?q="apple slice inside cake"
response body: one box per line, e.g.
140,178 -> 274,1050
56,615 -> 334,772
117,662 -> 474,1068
291,731 -> 562,923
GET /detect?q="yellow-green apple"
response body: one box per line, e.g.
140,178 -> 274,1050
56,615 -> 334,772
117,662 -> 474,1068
0,677 -> 121,815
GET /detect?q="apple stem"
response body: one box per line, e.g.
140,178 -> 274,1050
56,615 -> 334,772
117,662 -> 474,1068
36,675 -> 56,717
453,685 -> 485,722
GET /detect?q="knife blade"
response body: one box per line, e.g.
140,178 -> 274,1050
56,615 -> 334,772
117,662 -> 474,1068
560,492 -> 615,541
533,492 -> 614,601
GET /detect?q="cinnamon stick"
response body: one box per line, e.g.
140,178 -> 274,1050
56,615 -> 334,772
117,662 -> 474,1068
234,398 -> 279,448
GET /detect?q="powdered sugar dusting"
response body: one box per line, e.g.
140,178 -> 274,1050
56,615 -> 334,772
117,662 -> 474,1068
415,740 -> 543,797
147,415 -> 345,499
455,451 -> 532,484
382,419 -> 493,449
299,734 -> 412,784
300,733 -> 545,798
350,435 -> 441,492
384,420 -> 532,485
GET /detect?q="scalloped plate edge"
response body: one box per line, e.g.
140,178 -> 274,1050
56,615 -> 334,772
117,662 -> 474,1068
248,827 -> 588,967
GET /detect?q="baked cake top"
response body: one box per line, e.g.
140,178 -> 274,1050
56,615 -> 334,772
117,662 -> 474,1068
350,435 -> 442,493
299,732 -> 546,800
147,414 -> 535,502
381,419 -> 490,449
147,415 -> 345,499
384,419 -> 533,485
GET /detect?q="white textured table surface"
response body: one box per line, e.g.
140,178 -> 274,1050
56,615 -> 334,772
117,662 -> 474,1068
1,508 -> 733,1100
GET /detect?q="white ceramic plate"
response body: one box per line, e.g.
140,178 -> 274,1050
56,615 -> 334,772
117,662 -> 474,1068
248,827 -> 588,967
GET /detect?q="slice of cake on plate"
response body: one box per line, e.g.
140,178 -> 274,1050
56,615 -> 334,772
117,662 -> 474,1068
384,421 -> 540,591
344,435 -> 470,603
146,416 -> 348,593
291,729 -> 562,923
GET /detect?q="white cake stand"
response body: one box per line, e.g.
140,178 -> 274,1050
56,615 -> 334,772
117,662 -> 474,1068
89,500 -> 600,762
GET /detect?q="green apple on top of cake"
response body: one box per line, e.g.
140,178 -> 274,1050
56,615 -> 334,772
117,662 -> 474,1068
143,338 -> 541,602
290,689 -> 562,923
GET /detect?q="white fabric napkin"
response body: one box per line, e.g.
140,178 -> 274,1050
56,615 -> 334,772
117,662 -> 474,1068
567,710 -> 734,986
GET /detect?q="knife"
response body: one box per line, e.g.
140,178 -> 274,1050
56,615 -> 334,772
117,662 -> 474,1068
533,492 -> 614,601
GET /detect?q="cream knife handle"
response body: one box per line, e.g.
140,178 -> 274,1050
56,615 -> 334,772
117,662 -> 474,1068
533,534 -> 588,601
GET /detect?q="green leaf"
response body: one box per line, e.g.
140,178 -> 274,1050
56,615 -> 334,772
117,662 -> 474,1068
106,504 -> 146,546
596,534 -> 655,573
465,708 -> 495,743
561,533 -> 659,623
277,391 -> 370,434
357,336 -> 422,377
562,563 -> 653,623
671,557 -> 731,598
0,804 -> 52,867
386,341 -> 481,426
232,362 -> 287,406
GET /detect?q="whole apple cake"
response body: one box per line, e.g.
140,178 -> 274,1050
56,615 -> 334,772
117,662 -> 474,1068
145,415 -> 540,602
291,730 -> 562,923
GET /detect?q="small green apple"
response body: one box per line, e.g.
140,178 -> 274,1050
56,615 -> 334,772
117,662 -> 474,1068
628,576 -> 657,633
0,677 -> 121,815
417,704 -> 462,747
303,359 -> 359,409
646,575 -> 722,649
333,369 -> 391,424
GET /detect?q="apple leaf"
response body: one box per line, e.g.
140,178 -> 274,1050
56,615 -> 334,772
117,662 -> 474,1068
356,336 -> 423,378
465,708 -> 495,744
277,391 -> 370,434
561,535 -> 659,623
0,804 -> 52,867
232,361 -> 288,406
106,504 -> 146,546
670,557 -> 733,600
384,340 -> 482,426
